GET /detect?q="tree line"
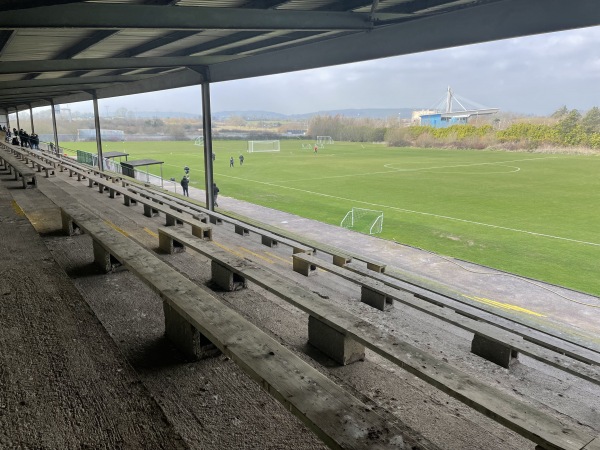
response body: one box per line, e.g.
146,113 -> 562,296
307,107 -> 600,151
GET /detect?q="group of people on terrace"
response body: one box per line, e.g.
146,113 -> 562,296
2,125 -> 40,149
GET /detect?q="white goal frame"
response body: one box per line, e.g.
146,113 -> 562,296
340,207 -> 384,235
317,136 -> 334,145
247,140 -> 280,153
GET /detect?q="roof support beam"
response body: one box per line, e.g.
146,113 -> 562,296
0,4 -> 372,31
0,0 -> 85,10
0,75 -> 150,90
0,83 -> 138,97
0,56 -> 229,75
209,0 -> 600,82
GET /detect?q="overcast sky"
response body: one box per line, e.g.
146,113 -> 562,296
73,25 -> 600,117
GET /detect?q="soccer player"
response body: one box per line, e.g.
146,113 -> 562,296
230,156 -> 234,167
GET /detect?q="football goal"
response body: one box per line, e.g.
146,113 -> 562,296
317,136 -> 334,145
247,140 -> 280,153
340,208 -> 383,235
194,136 -> 204,146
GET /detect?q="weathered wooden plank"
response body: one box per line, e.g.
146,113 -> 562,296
379,265 -> 600,356
296,253 -> 600,385
345,263 -> 600,366
128,183 -> 313,254
39,199 -> 414,449
159,226 -> 598,450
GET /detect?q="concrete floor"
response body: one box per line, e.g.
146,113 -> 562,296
1,164 -> 599,449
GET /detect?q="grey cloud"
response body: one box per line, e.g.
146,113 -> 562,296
64,26 -> 600,117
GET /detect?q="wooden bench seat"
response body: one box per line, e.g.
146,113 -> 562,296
0,147 -> 37,188
75,172 -> 213,241
156,225 -> 600,450
36,182 -> 410,449
345,262 -> 600,368
385,265 -> 600,357
291,253 -> 600,387
127,182 -> 313,254
27,158 -> 55,178
123,180 -> 385,269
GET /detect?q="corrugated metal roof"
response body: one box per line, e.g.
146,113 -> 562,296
0,0 -> 598,112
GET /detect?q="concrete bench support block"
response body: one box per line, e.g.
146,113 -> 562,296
163,302 -> 220,360
192,214 -> 208,224
92,239 -> 121,273
209,216 -> 223,225
332,255 -> 351,267
367,262 -> 386,273
192,224 -> 212,240
234,224 -> 249,236
308,316 -> 364,365
165,214 -> 178,226
471,334 -> 519,368
292,257 -> 317,276
158,229 -> 185,254
60,210 -> 81,236
261,236 -> 278,248
211,260 -> 246,291
144,204 -> 159,218
361,286 -> 393,311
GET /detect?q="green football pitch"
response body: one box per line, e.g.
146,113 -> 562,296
63,139 -> 600,297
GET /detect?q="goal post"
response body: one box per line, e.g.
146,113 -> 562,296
340,208 -> 383,235
247,140 -> 280,153
317,136 -> 334,145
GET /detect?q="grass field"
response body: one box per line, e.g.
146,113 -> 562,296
63,139 -> 600,297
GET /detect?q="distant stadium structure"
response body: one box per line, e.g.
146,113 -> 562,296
77,129 -> 125,141
416,87 -> 498,128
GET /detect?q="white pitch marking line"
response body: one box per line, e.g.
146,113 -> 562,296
217,173 -> 600,248
267,156 -> 560,184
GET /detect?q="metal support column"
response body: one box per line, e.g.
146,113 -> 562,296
29,105 -> 34,133
15,109 -> 20,131
91,91 -> 104,171
50,99 -> 59,154
201,83 -> 215,210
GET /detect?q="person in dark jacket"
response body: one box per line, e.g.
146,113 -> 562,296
180,175 -> 189,197
30,133 -> 39,149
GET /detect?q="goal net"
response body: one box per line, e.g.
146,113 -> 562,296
340,208 -> 383,235
194,136 -> 204,146
247,140 -> 280,153
317,136 -> 334,145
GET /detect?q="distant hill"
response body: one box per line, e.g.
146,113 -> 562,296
67,108 -> 416,120
212,108 -> 415,120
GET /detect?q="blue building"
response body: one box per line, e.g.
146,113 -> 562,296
419,113 -> 469,128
